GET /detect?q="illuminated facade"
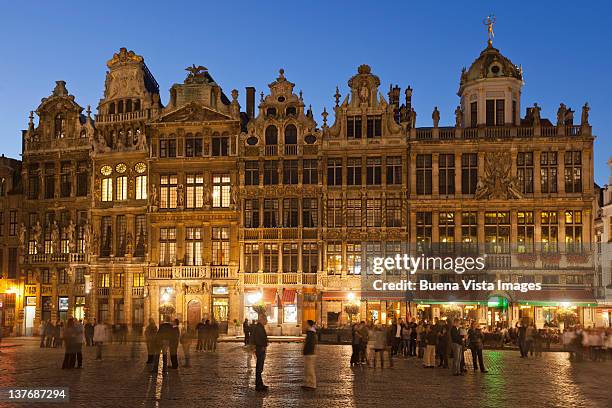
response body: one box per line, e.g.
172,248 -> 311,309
0,40 -> 602,336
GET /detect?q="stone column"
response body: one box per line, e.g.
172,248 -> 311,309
432,154 -> 439,196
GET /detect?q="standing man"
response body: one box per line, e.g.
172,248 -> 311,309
144,318 -> 158,364
154,316 -> 174,374
169,319 -> 180,369
243,318 -> 250,346
302,320 -> 317,390
93,320 -> 109,361
517,320 -> 527,358
252,314 -> 269,392
450,319 -> 463,376
196,318 -> 205,351
84,319 -> 94,347
409,318 -> 418,357
74,319 -> 85,368
467,322 -> 487,373
392,318 -> 403,356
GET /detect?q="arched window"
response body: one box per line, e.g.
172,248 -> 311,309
286,106 -> 297,116
266,107 -> 277,117
108,102 -> 115,115
284,124 -> 297,145
54,113 -> 65,138
126,100 -> 133,113
117,100 -> 124,114
265,126 -> 278,145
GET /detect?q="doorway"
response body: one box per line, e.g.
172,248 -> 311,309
187,300 -> 201,330
212,298 -> 228,333
24,299 -> 36,336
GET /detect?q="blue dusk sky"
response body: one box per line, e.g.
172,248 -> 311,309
0,1 -> 610,183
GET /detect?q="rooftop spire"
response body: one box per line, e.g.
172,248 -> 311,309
483,14 -> 496,47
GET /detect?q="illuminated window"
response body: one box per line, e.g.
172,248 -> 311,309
98,273 -> 110,288
302,243 -> 318,274
485,211 -> 510,253
159,227 -> 176,265
564,151 -> 582,193
517,152 -> 534,194
439,212 -> 455,253
263,243 -> 278,273
160,175 -> 178,209
517,211 -> 534,253
540,152 -> 558,193
541,211 -> 558,253
346,242 -> 361,275
565,210 -> 582,252
212,175 -> 230,208
186,174 -> 203,209
185,227 -> 202,266
244,243 -> 259,273
282,243 -> 298,272
114,272 -> 125,288
101,178 -> 113,202
366,198 -> 381,227
135,175 -> 147,200
133,272 -> 145,287
116,176 -> 127,200
326,242 -> 342,275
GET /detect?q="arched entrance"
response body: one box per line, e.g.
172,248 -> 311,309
187,300 -> 202,330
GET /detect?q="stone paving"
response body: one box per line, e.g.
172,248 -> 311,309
0,338 -> 611,408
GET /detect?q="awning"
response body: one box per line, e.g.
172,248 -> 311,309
262,288 -> 277,304
282,289 -> 297,304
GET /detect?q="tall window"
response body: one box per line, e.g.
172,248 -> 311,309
283,160 -> 298,185
517,211 -> 534,253
327,158 -> 342,186
302,243 -> 318,274
263,199 -> 278,228
461,153 -> 478,195
114,272 -> 124,288
416,155 -> 432,195
9,210 -> 17,237
540,152 -> 558,193
76,161 -> 88,197
366,198 -> 381,227
135,175 -> 147,200
347,199 -> 362,227
100,216 -> 112,256
185,134 -> 203,157
326,242 -> 342,274
45,164 -> 55,199
185,227 -> 202,266
116,176 -> 127,200
159,227 -> 176,265
346,242 -> 362,275
438,212 -> 455,253
160,175 -> 178,209
28,170 -> 40,199
347,158 -> 362,186
116,215 -> 127,256
302,198 -> 318,228
60,162 -> 71,197
54,113 -> 65,138
245,161 -> 259,186
326,198 -> 343,228
186,174 -> 204,209
263,243 -> 278,273
212,135 -> 229,156
416,212 -> 432,253
366,158 -> 382,185
366,115 -> 382,138
265,126 -> 278,146
517,152 -> 534,194
486,99 -> 505,126
386,156 -> 402,185
386,198 -> 402,227
244,199 -> 259,228
303,159 -> 318,184
244,243 -> 259,273
461,212 -> 478,253
283,198 -> 299,227
470,101 -> 478,127
564,151 -> 582,193
439,154 -> 455,195
134,215 -> 146,257
98,273 -> 110,288
564,210 -> 582,252
159,139 -> 177,158
282,243 -> 298,272
541,211 -> 558,253
101,178 -> 113,202
485,211 -> 510,253
264,161 -> 278,185
133,272 -> 145,287
212,175 -> 230,208
347,116 -> 362,139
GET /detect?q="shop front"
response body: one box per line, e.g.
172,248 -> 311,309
211,285 -> 229,334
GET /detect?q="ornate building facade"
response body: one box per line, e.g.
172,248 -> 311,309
0,39 -> 603,336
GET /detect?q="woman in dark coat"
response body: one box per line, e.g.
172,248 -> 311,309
144,318 -> 158,364
61,318 -> 77,369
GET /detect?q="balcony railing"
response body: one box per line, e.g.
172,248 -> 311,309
132,287 -> 145,297
412,125 -> 588,141
26,252 -> 86,264
240,272 -> 319,286
94,109 -> 152,123
148,265 -> 238,280
284,144 -> 298,155
264,145 -> 278,156
97,287 -> 110,296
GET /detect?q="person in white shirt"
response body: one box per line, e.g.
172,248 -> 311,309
93,321 -> 110,360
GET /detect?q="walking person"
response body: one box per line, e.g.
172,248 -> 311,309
61,318 -> 77,369
467,322 -> 487,373
145,318 -> 158,364
302,320 -> 317,390
409,318 -> 418,356
39,320 -> 48,348
203,319 -> 211,351
169,319 -> 181,369
74,319 -> 85,368
350,323 -> 362,366
517,320 -> 527,358
210,319 -> 219,352
93,320 -> 109,361
450,319 -> 464,376
154,316 -> 174,375
423,325 -> 437,368
392,318 -> 403,356
196,318 -> 205,351
84,319 -> 94,347
437,323 -> 449,368
358,321 -> 369,365
243,318 -> 250,346
252,314 -> 269,392
180,325 -> 193,367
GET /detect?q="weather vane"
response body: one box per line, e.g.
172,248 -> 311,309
483,14 -> 496,47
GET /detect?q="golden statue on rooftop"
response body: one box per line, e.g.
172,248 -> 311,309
483,14 -> 496,47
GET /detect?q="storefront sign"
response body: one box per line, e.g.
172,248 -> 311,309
58,297 -> 69,311
212,286 -> 228,295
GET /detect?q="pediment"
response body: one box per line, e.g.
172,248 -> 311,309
158,103 -> 232,123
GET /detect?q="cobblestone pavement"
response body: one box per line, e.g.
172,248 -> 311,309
0,339 -> 611,408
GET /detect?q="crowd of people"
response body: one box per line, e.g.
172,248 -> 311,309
350,317 -> 489,374
561,325 -> 612,361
